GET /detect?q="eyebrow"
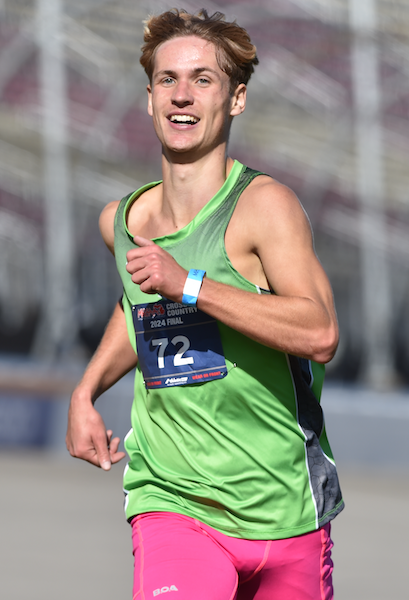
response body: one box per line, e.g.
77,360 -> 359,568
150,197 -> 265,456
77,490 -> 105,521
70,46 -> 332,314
154,67 -> 220,79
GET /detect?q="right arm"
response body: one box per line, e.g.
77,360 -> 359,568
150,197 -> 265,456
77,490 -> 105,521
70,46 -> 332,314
66,201 -> 138,470
66,299 -> 138,470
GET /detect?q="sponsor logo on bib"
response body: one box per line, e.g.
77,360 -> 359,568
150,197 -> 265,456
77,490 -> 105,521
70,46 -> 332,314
165,377 -> 188,386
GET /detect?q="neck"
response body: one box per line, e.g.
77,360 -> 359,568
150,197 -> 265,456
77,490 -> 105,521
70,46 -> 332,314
159,145 -> 234,228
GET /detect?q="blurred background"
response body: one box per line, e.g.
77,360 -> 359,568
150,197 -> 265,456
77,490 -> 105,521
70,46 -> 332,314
0,1 -> 408,599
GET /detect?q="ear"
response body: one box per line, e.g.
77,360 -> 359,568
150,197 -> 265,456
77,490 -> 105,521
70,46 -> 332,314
230,83 -> 247,117
147,83 -> 153,116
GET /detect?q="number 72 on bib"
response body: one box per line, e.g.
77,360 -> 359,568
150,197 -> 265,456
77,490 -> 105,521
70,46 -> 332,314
132,299 -> 227,389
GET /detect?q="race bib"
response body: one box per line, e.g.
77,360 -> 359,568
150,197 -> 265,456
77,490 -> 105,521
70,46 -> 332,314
132,299 -> 227,389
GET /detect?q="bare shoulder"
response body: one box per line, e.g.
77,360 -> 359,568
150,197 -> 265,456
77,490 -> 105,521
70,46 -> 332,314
99,200 -> 120,255
227,172 -> 334,311
239,175 -> 313,248
246,175 -> 307,213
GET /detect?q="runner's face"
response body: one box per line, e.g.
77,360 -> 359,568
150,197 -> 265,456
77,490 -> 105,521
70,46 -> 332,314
147,36 -> 246,158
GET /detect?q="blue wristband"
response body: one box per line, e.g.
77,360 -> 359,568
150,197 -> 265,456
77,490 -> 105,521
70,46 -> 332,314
182,269 -> 206,305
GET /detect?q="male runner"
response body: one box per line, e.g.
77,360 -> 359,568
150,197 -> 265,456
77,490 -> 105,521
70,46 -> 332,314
67,9 -> 343,600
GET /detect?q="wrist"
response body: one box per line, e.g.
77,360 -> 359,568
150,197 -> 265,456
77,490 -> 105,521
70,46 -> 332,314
70,384 -> 97,407
182,269 -> 206,305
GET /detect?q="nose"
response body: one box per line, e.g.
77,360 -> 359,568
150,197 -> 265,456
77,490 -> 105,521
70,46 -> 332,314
171,80 -> 193,108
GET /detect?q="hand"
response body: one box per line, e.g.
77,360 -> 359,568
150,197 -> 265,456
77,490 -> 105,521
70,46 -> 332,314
126,236 -> 188,301
66,397 -> 126,470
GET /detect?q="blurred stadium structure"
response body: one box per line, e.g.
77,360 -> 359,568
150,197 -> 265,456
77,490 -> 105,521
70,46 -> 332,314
0,0 -> 409,389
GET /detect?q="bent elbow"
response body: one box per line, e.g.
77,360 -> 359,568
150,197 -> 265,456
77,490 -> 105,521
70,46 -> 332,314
310,323 -> 339,364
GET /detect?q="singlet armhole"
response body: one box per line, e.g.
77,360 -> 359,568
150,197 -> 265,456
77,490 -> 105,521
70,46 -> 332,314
123,182 -> 162,241
221,172 -> 275,296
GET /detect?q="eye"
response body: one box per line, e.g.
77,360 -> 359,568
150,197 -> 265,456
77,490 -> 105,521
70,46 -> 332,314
162,77 -> 175,85
197,77 -> 210,85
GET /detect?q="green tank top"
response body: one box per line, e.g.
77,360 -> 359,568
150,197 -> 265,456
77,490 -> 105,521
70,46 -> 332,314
114,160 -> 344,540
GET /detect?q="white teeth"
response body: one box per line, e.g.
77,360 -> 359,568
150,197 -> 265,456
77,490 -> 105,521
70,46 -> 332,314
170,115 -> 198,124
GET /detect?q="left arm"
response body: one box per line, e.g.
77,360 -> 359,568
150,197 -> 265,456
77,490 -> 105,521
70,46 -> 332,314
125,181 -> 338,364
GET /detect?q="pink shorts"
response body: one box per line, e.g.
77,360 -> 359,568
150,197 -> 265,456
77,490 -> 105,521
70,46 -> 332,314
131,512 -> 334,600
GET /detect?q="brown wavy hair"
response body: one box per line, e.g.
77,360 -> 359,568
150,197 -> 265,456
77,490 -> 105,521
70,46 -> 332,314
140,8 -> 259,93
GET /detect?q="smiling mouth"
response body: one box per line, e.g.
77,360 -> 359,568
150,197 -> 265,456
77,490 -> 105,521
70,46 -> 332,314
169,115 -> 199,125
